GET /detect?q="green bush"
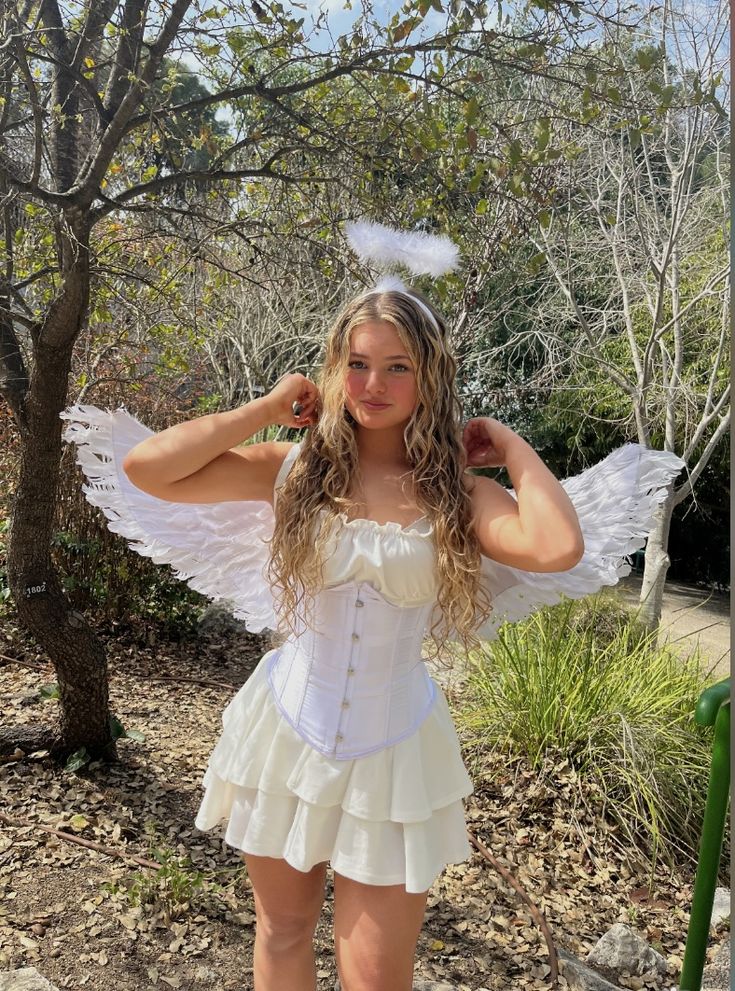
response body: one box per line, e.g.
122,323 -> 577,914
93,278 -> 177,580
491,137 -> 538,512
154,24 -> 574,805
58,535 -> 207,637
457,596 -> 722,871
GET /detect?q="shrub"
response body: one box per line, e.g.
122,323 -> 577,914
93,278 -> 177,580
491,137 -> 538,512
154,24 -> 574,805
457,596 -> 724,871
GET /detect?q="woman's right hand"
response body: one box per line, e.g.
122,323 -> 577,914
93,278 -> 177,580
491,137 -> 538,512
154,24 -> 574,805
265,373 -> 320,428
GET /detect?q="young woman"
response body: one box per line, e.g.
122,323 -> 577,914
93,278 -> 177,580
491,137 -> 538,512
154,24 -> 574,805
63,281 -> 683,991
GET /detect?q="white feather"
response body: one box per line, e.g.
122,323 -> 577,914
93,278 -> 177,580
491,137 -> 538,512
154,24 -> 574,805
345,220 -> 459,277
373,274 -> 410,293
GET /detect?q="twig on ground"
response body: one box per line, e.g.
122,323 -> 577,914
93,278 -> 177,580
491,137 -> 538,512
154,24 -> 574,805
0,653 -> 48,671
468,827 -> 560,984
0,811 -> 162,870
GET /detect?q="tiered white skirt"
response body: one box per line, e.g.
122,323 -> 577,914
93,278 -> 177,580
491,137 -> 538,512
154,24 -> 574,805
194,649 -> 474,893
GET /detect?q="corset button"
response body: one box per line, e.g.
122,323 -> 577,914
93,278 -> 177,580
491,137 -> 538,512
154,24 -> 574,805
351,633 -> 360,641
341,700 -> 350,709
347,666 -> 356,676
355,599 -> 364,607
335,733 -> 344,742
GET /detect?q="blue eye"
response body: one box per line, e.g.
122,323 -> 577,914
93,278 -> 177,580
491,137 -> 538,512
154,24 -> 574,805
347,361 -> 410,372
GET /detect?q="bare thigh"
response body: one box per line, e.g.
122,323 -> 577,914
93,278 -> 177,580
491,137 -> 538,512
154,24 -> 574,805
243,854 -> 328,945
333,871 -> 429,991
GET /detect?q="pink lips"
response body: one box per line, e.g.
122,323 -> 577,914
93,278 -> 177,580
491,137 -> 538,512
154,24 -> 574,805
363,401 -> 390,409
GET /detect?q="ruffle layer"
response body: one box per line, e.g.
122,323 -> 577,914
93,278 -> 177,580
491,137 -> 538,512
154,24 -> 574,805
194,651 -> 474,892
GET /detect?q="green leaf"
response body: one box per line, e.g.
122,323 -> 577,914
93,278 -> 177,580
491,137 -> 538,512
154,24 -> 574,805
533,117 -> 550,152
507,139 -> 523,166
394,54 -> 414,72
528,250 -> 546,274
475,199 -> 488,215
635,48 -> 657,72
65,748 -> 90,772
40,682 -> 59,701
110,715 -> 126,741
509,173 -> 525,196
69,814 -> 90,831
464,96 -> 480,125
124,728 -> 147,743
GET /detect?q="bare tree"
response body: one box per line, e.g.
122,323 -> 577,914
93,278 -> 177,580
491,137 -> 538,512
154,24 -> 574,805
469,0 -> 729,628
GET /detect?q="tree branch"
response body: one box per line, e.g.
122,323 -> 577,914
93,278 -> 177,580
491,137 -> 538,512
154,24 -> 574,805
674,410 -> 731,506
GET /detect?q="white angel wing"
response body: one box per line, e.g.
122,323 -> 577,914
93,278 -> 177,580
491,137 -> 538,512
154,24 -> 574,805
453,443 -> 686,641
60,405 -> 281,633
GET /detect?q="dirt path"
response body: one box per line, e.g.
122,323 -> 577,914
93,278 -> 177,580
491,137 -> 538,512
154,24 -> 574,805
617,575 -> 730,679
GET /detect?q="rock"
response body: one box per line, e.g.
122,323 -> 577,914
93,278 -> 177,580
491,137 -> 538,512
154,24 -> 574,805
585,924 -> 668,981
558,948 -> 624,990
197,602 -> 249,638
711,888 -> 730,929
702,940 -> 731,991
0,970 -> 60,991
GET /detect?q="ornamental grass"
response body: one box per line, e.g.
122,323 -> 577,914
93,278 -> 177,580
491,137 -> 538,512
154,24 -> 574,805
457,596 -> 723,872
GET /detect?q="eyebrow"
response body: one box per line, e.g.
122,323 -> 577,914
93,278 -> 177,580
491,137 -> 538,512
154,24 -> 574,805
349,352 -> 412,360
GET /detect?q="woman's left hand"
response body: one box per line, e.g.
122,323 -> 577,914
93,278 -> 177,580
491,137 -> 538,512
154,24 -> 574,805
462,417 -> 516,468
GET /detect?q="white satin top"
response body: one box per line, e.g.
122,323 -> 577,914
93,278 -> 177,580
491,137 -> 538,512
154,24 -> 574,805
266,443 -> 440,759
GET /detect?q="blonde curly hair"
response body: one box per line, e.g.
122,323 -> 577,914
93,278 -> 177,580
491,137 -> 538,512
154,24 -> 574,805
266,286 -> 493,654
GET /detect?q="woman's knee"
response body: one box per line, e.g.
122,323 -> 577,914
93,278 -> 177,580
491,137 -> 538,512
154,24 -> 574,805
333,873 -> 429,991
244,855 -> 328,950
255,907 -> 324,953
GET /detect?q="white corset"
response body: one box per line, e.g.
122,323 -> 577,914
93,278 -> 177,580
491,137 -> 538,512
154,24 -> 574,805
267,581 -> 437,759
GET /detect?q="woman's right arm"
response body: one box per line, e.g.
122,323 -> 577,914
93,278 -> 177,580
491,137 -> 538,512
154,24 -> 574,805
122,375 -> 319,504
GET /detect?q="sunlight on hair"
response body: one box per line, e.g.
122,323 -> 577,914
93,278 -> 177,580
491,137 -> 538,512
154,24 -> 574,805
266,287 -> 493,656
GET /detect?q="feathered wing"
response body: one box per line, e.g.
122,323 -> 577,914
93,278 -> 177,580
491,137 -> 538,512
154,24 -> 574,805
444,443 -> 686,642
60,405 -> 279,633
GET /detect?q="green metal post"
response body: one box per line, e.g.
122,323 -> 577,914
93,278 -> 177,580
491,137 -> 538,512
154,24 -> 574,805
679,678 -> 730,991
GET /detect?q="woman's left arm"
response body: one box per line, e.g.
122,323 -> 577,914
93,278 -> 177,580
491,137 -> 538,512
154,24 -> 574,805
463,417 -> 584,572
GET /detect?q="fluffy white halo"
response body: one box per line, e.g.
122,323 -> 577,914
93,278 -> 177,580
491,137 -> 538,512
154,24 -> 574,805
345,220 -> 460,277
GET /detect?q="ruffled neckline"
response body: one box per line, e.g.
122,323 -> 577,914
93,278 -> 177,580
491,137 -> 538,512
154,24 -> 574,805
319,507 -> 433,536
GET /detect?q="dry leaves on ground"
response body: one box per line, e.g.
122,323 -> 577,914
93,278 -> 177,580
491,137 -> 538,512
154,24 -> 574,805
0,615 -> 729,991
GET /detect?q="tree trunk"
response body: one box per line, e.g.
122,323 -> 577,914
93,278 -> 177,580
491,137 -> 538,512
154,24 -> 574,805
4,228 -> 115,762
637,482 -> 677,632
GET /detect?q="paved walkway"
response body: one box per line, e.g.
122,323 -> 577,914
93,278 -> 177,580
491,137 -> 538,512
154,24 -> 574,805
618,575 -> 730,679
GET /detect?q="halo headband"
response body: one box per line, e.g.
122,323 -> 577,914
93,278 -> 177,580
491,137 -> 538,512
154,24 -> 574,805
365,274 -> 441,329
345,219 -> 460,332
345,220 -> 460,277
